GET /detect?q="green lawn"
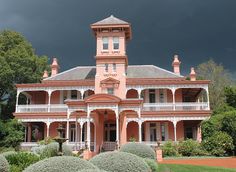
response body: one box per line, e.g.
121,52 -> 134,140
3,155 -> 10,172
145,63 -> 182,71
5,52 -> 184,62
158,164 -> 236,172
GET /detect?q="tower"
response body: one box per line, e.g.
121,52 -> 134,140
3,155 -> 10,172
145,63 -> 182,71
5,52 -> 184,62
91,15 -> 132,98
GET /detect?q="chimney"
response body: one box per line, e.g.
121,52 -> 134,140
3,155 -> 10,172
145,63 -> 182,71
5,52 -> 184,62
43,70 -> 48,79
190,67 -> 196,81
51,58 -> 59,76
172,55 -> 181,75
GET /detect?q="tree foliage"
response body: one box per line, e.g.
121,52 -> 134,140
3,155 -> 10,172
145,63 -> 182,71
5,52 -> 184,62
0,30 -> 49,119
196,59 -> 232,110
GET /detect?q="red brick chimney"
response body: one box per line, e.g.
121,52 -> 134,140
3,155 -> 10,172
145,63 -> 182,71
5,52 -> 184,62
190,67 -> 196,81
51,58 -> 59,76
42,70 -> 48,79
172,55 -> 181,75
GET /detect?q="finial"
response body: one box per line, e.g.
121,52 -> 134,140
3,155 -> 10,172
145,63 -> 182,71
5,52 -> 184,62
190,67 -> 196,81
43,70 -> 48,78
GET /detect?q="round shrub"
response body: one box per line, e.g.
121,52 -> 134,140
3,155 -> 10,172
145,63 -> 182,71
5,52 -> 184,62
161,141 -> 179,157
202,131 -> 234,156
36,142 -> 72,158
23,156 -> 98,172
78,169 -> 108,172
90,151 -> 150,172
178,139 -> 202,156
144,158 -> 158,172
120,142 -> 156,160
6,152 -> 40,171
0,155 -> 10,172
0,151 -> 17,159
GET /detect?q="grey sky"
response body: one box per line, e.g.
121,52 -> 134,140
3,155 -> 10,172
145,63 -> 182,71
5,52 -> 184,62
0,0 -> 236,75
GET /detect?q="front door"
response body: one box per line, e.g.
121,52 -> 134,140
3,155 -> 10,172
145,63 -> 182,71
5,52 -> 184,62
104,122 -> 116,141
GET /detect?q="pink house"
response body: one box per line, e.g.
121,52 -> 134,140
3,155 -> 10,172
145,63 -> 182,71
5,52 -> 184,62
14,15 -> 211,152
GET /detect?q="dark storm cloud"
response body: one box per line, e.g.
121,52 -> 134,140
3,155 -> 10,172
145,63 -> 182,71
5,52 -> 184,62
0,0 -> 236,75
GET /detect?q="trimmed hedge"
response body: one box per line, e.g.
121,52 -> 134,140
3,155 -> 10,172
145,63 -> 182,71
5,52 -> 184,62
78,169 -> 108,172
33,142 -> 72,158
0,155 -> 10,172
144,158 -> 158,172
161,141 -> 179,157
6,152 -> 40,171
120,142 -> 156,160
0,151 -> 17,159
90,151 -> 150,172
23,156 -> 98,172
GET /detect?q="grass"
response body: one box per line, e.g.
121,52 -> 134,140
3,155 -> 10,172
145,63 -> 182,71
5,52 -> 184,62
158,164 -> 236,172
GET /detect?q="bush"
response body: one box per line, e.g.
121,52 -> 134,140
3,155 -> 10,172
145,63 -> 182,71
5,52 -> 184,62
120,142 -> 156,160
23,156 -> 98,172
202,131 -> 234,156
37,137 -> 55,145
0,151 -> 17,159
161,141 -> 179,157
144,158 -> 158,172
6,152 -> 40,171
178,139 -> 203,156
78,170 -> 108,172
0,155 -> 9,172
34,142 -> 72,158
90,151 -> 150,172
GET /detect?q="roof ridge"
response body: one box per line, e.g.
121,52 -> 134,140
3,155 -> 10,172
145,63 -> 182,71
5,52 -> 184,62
44,65 -> 95,80
150,65 -> 184,77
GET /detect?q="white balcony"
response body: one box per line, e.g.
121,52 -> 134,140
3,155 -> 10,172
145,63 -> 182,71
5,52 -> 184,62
16,104 -> 68,113
142,102 -> 209,111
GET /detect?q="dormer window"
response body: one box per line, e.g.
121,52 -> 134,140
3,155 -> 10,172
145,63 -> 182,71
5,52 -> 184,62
102,37 -> 109,50
113,37 -> 119,50
105,63 -> 108,72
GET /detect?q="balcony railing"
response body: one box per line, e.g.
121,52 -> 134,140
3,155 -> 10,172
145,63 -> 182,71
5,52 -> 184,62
16,104 -> 68,113
142,102 -> 209,111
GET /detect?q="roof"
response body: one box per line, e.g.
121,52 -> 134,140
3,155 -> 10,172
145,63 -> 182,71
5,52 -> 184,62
92,15 -> 129,26
44,65 -> 183,81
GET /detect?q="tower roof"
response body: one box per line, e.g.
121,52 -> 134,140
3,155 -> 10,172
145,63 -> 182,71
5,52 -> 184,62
91,15 -> 129,26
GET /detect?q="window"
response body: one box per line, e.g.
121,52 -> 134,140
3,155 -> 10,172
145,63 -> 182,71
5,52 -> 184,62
150,123 -> 157,141
102,37 -> 108,50
161,123 -> 166,141
105,63 -> 108,72
69,124 -> 76,142
159,89 -> 164,103
71,90 -> 77,99
113,37 -> 119,50
112,63 -> 116,72
107,88 -> 114,95
149,89 -> 156,103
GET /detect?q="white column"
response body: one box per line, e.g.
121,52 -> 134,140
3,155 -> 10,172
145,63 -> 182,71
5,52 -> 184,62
80,123 -> 83,144
138,89 -> 142,99
75,116 -> 78,143
48,91 -> 52,112
116,116 -> 119,144
138,120 -> 142,142
87,111 -> 91,150
172,88 -> 176,110
206,87 -> 210,110
15,91 -> 20,112
80,90 -> 84,100
173,121 -> 178,142
46,121 -> 51,138
66,111 -> 70,144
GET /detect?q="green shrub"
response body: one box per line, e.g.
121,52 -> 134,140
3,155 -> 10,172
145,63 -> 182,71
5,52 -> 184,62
90,151 -> 150,172
0,155 -> 10,172
120,142 -> 156,160
178,139 -> 203,156
0,151 -> 17,159
6,152 -> 40,171
23,156 -> 98,172
10,164 -> 22,172
202,131 -> 234,156
34,142 -> 72,158
0,147 -> 15,153
144,158 -> 158,172
161,141 -> 179,157
78,169 -> 108,172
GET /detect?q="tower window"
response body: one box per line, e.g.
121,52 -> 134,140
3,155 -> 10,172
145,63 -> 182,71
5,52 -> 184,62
107,88 -> 114,95
113,37 -> 119,50
102,37 -> 109,50
105,63 -> 108,72
113,63 -> 116,72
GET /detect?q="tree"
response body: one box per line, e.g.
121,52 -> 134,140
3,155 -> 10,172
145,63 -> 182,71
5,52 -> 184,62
196,59 -> 232,110
0,30 -> 49,119
224,86 -> 236,108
